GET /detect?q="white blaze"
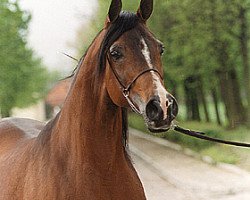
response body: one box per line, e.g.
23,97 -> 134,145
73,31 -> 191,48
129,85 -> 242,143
141,38 -> 169,119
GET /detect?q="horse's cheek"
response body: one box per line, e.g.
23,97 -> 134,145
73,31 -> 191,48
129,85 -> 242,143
106,71 -> 128,107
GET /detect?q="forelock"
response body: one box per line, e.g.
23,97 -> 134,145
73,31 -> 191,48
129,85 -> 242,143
98,11 -> 140,73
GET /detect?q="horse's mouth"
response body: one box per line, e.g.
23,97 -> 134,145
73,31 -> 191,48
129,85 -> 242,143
148,127 -> 170,133
145,119 -> 172,133
140,110 -> 173,133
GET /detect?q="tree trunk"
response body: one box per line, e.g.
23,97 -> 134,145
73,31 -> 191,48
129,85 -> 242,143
229,68 -> 246,124
197,78 -> 210,122
217,67 -> 245,128
239,6 -> 250,128
211,88 -> 222,126
184,77 -> 201,121
184,83 -> 192,121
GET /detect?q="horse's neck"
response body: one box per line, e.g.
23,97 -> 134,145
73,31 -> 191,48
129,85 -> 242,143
43,41 -> 126,174
27,31 -> 145,199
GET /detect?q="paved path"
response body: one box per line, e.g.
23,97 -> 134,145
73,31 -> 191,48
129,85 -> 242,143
129,128 -> 250,200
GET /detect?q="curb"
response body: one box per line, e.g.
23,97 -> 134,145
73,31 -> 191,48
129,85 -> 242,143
129,128 -> 250,177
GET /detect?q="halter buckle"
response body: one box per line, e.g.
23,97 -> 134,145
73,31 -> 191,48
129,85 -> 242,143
123,89 -> 129,98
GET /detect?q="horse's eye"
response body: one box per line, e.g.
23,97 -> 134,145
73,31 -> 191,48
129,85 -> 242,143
160,45 -> 165,55
110,50 -> 123,60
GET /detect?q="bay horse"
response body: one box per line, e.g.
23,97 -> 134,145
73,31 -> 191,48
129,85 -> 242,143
0,0 -> 178,199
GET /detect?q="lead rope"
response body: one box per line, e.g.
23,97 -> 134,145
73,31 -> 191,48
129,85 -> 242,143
172,125 -> 250,148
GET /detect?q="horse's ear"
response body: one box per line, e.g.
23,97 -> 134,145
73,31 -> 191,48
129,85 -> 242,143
137,0 -> 153,22
107,0 -> 122,24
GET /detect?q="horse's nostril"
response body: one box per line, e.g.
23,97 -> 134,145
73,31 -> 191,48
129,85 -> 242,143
146,100 -> 163,122
166,100 -> 169,107
167,97 -> 178,121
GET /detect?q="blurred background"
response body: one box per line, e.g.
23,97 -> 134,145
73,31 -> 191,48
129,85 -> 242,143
0,0 -> 250,171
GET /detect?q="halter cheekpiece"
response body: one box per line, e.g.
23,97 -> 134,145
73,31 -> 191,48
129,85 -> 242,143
107,56 -> 163,114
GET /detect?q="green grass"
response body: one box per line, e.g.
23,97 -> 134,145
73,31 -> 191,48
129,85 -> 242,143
129,113 -> 250,168
200,146 -> 240,164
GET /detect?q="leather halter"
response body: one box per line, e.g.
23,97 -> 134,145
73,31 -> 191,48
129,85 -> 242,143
107,56 -> 163,114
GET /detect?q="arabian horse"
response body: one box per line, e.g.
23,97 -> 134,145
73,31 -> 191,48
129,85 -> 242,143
0,0 -> 178,199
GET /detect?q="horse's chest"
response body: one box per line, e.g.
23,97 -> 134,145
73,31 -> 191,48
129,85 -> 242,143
75,170 -> 146,200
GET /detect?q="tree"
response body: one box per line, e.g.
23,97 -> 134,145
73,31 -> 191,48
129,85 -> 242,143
0,0 -> 49,117
237,1 -> 250,127
204,0 -> 246,127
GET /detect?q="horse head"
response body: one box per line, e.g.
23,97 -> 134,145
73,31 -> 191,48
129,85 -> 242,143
101,0 -> 178,132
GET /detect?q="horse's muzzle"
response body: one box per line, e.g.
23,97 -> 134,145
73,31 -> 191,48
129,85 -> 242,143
145,95 -> 178,132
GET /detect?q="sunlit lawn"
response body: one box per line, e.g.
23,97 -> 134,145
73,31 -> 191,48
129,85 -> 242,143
129,113 -> 250,170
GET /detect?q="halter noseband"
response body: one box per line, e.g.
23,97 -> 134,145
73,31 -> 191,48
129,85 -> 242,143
107,56 -> 163,114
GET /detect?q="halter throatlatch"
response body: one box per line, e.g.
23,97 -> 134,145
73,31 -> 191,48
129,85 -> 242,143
107,57 -> 163,114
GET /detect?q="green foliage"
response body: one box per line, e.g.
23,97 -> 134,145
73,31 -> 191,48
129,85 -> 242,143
149,0 -> 250,126
200,146 -> 239,164
0,0 -> 50,117
149,0 -> 237,83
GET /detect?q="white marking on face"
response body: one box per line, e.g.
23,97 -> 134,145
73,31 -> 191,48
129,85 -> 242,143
140,38 -> 169,120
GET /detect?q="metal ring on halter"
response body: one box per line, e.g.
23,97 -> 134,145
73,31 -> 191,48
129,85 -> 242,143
107,56 -> 163,114
122,88 -> 129,98
121,88 -> 141,114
